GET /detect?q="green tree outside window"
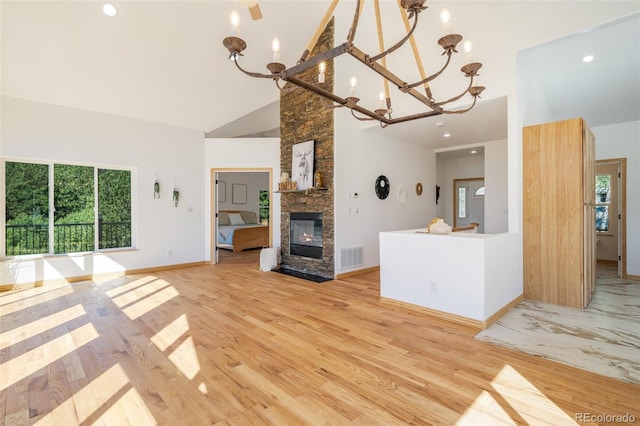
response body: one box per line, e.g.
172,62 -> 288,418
259,190 -> 270,225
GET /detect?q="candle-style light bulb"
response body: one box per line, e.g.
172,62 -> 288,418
463,39 -> 473,60
464,40 -> 473,54
230,11 -> 240,34
379,91 -> 385,108
350,76 -> 357,97
440,9 -> 452,33
272,37 -> 280,62
318,62 -> 326,83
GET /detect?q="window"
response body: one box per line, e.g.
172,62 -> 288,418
595,174 -> 611,232
98,168 -> 132,249
54,164 -> 94,253
474,186 -> 485,196
5,160 -> 132,256
5,162 -> 49,255
259,190 -> 270,225
458,187 -> 467,218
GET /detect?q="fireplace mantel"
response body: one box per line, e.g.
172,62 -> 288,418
275,187 -> 328,194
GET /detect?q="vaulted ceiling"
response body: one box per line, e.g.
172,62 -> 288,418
2,1 -> 638,148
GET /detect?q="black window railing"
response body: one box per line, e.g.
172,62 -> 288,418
5,221 -> 132,256
54,223 -> 95,254
5,224 -> 48,256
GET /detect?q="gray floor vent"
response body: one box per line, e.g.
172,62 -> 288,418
340,247 -> 363,269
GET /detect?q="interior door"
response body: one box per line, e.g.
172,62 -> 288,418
596,159 -> 626,278
583,125 -> 596,306
213,171 -> 220,264
454,178 -> 484,232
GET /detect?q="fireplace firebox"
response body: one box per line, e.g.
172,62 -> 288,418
290,212 -> 323,259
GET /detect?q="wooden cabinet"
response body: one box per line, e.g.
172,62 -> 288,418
523,118 -> 596,309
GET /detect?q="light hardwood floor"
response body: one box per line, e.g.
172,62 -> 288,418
1,260 -> 638,425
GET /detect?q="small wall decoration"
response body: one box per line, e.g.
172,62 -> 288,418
375,175 -> 390,200
232,183 -> 247,204
154,180 -> 160,199
173,188 -> 180,207
218,180 -> 226,202
397,185 -> 407,205
292,140 -> 314,190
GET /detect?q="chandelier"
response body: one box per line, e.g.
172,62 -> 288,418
223,0 -> 485,127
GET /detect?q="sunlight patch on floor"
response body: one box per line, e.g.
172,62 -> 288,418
151,313 -> 190,352
94,386 -> 157,425
122,285 -> 179,320
34,363 -> 144,425
490,365 -> 578,425
0,322 -> 99,391
104,275 -> 158,298
456,390 -> 516,425
111,279 -> 170,308
0,304 -> 86,350
168,336 -> 201,380
0,285 -> 61,305
0,285 -> 75,315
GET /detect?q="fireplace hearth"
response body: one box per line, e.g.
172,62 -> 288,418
290,212 -> 322,259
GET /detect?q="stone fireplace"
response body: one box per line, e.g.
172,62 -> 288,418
290,213 -> 323,259
279,18 -> 334,280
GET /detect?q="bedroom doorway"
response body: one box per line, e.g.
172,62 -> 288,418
211,168 -> 273,264
595,158 -> 627,279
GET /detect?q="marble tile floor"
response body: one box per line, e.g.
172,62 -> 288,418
475,274 -> 640,384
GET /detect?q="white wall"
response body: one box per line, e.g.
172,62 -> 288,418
334,115 -> 434,273
204,138 -> 281,261
218,171 -> 269,218
484,139 -> 509,234
1,96 -> 205,284
593,120 -> 640,276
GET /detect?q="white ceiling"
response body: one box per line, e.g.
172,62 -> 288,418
1,1 -> 638,148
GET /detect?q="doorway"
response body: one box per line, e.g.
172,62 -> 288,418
453,178 -> 485,233
595,158 -> 627,278
211,168 -> 273,264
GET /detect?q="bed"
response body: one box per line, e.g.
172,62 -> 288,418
217,210 -> 269,253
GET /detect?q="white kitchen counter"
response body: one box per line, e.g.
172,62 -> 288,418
379,229 -> 522,327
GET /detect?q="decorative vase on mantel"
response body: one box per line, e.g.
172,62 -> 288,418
314,170 -> 323,189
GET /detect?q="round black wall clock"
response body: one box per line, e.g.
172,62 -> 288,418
375,175 -> 390,200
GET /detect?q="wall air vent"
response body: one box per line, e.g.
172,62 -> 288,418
340,247 -> 363,269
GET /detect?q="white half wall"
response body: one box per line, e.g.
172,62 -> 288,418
1,96 -> 205,284
380,230 -> 522,322
203,138 -> 281,261
593,120 -> 640,276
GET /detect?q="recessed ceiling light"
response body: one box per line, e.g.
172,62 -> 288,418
470,150 -> 477,154
443,132 -> 451,138
102,3 -> 118,17
582,55 -> 594,63
435,122 -> 444,127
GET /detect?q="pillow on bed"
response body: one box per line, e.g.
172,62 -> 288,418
240,211 -> 258,224
218,212 -> 230,226
228,213 -> 245,225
